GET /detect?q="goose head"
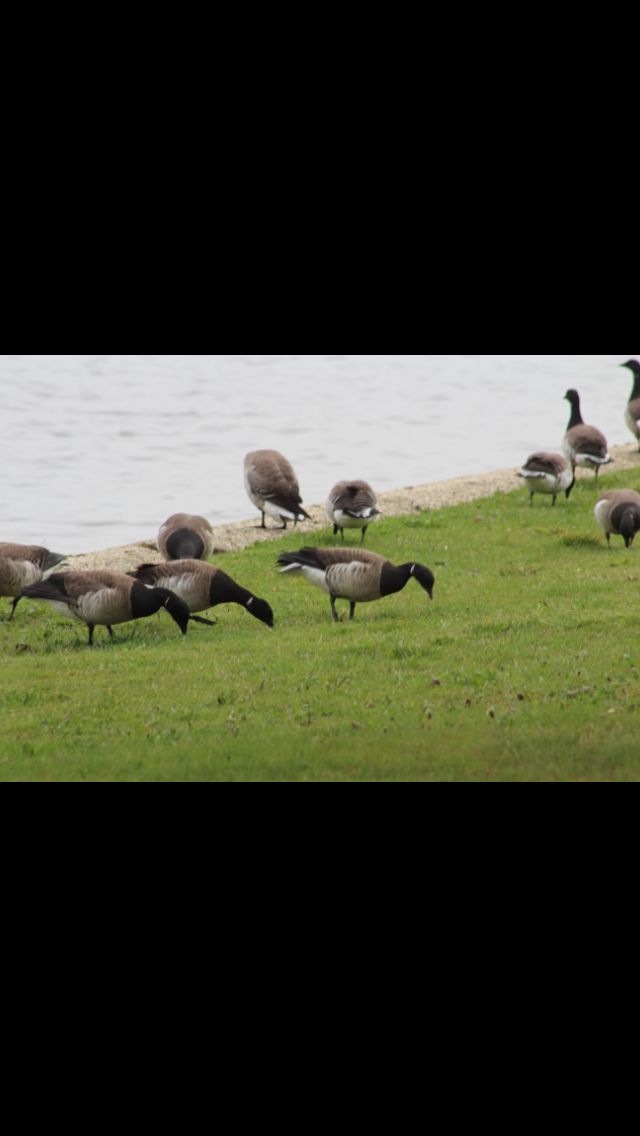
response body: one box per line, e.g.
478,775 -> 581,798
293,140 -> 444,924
621,360 -> 640,376
160,592 -> 191,636
620,507 -> 640,549
410,564 -> 435,600
247,596 -> 275,628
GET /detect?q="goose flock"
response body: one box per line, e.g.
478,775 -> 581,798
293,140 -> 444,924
1,362 -> 639,643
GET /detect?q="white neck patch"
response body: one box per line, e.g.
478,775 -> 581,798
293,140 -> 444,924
411,565 -> 416,575
247,597 -> 254,608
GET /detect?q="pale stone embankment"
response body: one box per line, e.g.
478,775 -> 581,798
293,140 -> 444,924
67,443 -> 640,574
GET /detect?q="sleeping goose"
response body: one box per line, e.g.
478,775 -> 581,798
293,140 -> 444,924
562,390 -> 611,481
622,360 -> 640,450
326,480 -> 380,541
158,514 -> 215,561
18,570 -> 210,645
244,451 -> 310,530
517,453 -> 575,506
277,547 -> 434,623
0,543 -> 67,621
130,561 -> 275,628
594,490 -> 640,548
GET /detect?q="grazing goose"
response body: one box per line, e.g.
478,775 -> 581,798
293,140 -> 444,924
277,547 -> 434,623
158,514 -> 215,561
326,480 -> 380,541
18,570 -> 210,645
130,561 -> 275,628
594,490 -> 640,548
244,451 -> 310,530
0,544 -> 67,621
562,390 -> 611,481
517,453 -> 575,506
622,360 -> 640,450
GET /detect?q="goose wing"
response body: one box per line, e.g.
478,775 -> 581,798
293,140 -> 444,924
246,452 -> 309,517
278,547 -> 386,571
330,481 -> 378,516
566,427 -> 608,459
0,544 -> 66,573
0,557 -> 45,596
522,453 -> 567,477
131,560 -> 214,612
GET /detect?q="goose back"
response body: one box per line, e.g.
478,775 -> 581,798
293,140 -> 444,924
518,453 -> 574,502
244,450 -> 310,526
326,480 -> 380,537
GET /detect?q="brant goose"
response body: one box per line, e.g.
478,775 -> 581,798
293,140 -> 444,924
622,360 -> 640,450
18,570 -> 209,645
562,391 -> 611,481
277,547 -> 434,623
244,451 -> 310,530
130,561 -> 275,628
0,544 -> 67,621
326,481 -> 380,541
517,453 -> 575,506
158,514 -> 215,562
594,490 -> 640,548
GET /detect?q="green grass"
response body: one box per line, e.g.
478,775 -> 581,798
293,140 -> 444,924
1,468 -> 639,781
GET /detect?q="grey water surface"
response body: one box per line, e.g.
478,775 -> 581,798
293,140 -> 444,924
0,354 -> 636,554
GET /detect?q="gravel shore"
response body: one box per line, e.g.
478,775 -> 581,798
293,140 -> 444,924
67,443 -> 640,574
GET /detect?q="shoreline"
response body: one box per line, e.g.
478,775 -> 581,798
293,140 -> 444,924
67,443 -> 640,574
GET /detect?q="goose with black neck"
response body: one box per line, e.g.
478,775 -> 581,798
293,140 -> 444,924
622,360 -> 640,450
277,547 -> 434,623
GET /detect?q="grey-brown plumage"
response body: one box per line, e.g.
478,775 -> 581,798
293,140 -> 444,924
594,490 -> 640,548
18,569 -> 201,645
517,453 -> 575,506
622,361 -> 640,450
562,391 -> 611,481
158,514 -> 215,561
278,547 -> 434,623
326,480 -> 380,540
244,451 -> 310,530
130,560 -> 275,628
0,543 -> 67,621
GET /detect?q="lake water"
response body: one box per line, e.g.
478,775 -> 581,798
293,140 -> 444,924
1,353 -> 636,554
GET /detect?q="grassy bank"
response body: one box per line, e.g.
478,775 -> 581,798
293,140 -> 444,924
1,468 -> 639,781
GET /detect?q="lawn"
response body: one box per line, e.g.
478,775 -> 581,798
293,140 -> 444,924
1,468 -> 639,781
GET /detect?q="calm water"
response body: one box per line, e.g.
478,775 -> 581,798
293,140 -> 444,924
1,354 -> 636,554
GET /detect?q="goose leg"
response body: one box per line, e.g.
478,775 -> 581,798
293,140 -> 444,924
107,626 -> 114,639
330,596 -> 340,623
255,512 -> 267,530
607,534 -> 611,547
361,526 -> 369,542
333,525 -> 339,536
87,624 -> 96,646
349,603 -> 357,621
8,597 -> 21,621
552,496 -> 557,507
530,495 -> 534,507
